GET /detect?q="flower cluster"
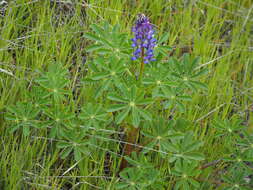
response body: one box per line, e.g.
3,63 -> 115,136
131,14 -> 156,64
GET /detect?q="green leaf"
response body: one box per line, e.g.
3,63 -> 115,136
99,38 -> 114,48
94,80 -> 111,98
182,180 -> 190,190
142,141 -> 157,154
96,48 -> 112,54
91,72 -> 110,80
174,180 -> 184,190
137,108 -> 152,121
186,82 -> 198,92
87,62 -> 99,72
88,61 -> 99,72
142,78 -> 154,85
155,47 -> 170,57
8,125 -> 20,134
74,149 -> 82,161
132,107 -> 140,127
158,32 -> 170,44
49,127 -> 57,138
107,104 -> 127,112
152,87 -> 161,97
183,152 -> 205,161
185,141 -> 203,152
190,81 -> 208,90
115,183 -> 130,189
136,98 -> 153,105
166,143 -> 178,152
192,68 -> 208,78
176,101 -> 186,113
169,156 -> 178,163
85,44 -> 103,52
57,142 -> 71,148
107,94 -> 128,103
90,24 -> 104,36
23,126 -> 30,137
61,147 -> 73,159
130,85 -> 137,100
83,33 -> 101,42
188,178 -> 200,188
177,96 -> 192,101
115,107 -> 130,124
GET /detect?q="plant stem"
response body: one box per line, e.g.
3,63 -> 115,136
119,48 -> 144,171
139,47 -> 145,81
119,126 -> 139,171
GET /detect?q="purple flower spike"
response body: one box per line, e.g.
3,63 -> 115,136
131,14 -> 156,64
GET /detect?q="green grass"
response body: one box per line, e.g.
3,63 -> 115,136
0,0 -> 253,189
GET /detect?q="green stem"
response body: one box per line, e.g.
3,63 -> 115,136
139,47 -> 145,81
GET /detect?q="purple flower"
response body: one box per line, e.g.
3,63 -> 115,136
131,14 -> 156,63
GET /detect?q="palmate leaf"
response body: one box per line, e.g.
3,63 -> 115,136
35,63 -> 70,102
169,54 -> 208,92
166,131 -> 204,163
124,152 -> 153,169
28,86 -> 51,110
57,128 -> 91,161
221,165 -> 252,190
143,65 -> 176,98
117,157 -> 163,190
142,118 -> 183,156
79,103 -> 110,128
172,160 -> 201,190
237,131 -> 253,156
5,102 -> 40,136
85,56 -> 127,98
107,85 -> 153,127
212,118 -> 244,138
116,168 -> 143,190
161,86 -> 191,112
84,22 -> 131,57
44,106 -> 75,138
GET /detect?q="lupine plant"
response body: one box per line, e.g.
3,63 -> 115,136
4,14 -> 253,189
